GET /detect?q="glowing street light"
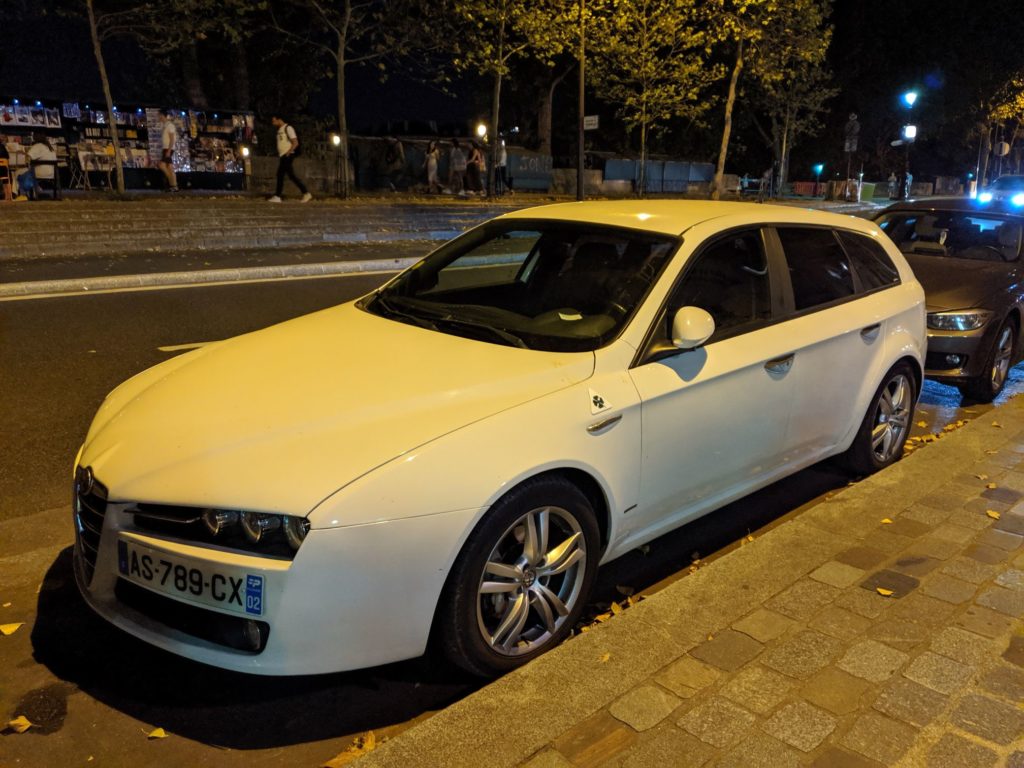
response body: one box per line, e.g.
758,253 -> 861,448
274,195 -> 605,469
475,122 -> 487,139
902,91 -> 918,108
331,133 -> 342,147
902,124 -> 918,141
813,163 -> 824,196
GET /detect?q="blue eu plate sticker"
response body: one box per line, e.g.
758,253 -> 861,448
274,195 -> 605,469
245,574 -> 264,616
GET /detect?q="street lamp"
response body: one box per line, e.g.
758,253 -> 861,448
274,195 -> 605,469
331,133 -> 341,147
813,163 -> 824,196
902,91 -> 918,108
475,122 -> 487,139
899,90 -> 918,200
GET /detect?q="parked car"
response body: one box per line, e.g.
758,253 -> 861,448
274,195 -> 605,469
875,198 -> 1024,401
978,175 -> 1024,205
74,202 -> 925,677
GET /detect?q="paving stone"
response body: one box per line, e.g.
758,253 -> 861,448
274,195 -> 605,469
860,569 -> 919,598
1007,751 -> 1024,768
835,546 -> 890,570
676,695 -> 756,749
978,528 -> 1024,550
902,504 -> 952,527
950,692 -> 1024,744
808,747 -> 884,768
872,677 -> 948,727
1004,635 -> 1024,668
552,710 -> 638,768
948,507 -> 997,531
866,618 -> 928,652
810,561 -> 865,589
917,490 -> 960,512
890,554 -> 942,577
956,605 -> 1015,638
889,594 -> 957,626
976,585 -> 1024,616
689,630 -> 763,672
996,568 -> 1024,589
884,517 -> 933,538
801,667 -> 872,715
925,733 -> 999,768
920,573 -> 977,604
731,608 -> 794,643
521,749 -> 575,768
609,685 -> 682,732
903,651 -> 975,694
765,579 -> 840,622
719,664 -> 794,715
840,711 -> 918,764
930,626 -> 995,666
1017,550 -> 1024,567
834,587 -> 890,619
838,639 -> 909,682
810,605 -> 873,640
995,513 -> 1024,535
983,485 -> 1023,504
941,556 -> 999,584
760,700 -> 837,753
619,726 -> 715,768
980,664 -> 1024,701
929,523 -> 977,545
966,498 -> 1012,516
762,630 -> 843,680
715,733 -> 800,768
654,655 -> 721,698
861,530 -> 914,555
903,537 -> 961,561
965,542 -> 1011,564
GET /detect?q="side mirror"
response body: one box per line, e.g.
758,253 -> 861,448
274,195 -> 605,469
671,306 -> 716,349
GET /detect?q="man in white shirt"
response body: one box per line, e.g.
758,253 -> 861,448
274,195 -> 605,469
17,135 -> 57,199
159,110 -> 179,192
269,114 -> 312,202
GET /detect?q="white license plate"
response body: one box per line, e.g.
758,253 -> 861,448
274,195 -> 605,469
117,538 -> 265,617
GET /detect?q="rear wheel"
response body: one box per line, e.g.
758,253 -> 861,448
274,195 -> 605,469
959,320 -> 1015,404
436,476 -> 599,677
841,361 -> 917,476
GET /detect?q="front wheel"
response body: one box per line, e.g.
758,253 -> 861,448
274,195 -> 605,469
436,476 -> 600,677
840,361 -> 917,476
959,320 -> 1015,404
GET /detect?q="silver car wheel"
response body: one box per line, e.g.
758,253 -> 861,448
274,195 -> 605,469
991,324 -> 1014,393
871,373 -> 912,463
476,505 -> 587,657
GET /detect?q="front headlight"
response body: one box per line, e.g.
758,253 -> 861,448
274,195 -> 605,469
978,192 -> 993,203
926,310 -> 992,331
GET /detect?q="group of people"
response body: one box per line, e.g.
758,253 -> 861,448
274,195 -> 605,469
0,135 -> 57,201
422,138 -> 511,196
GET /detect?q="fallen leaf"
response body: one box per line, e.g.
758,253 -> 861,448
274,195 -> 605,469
993,421 -> 1003,428
610,601 -> 623,615
0,623 -> 24,636
324,731 -> 378,768
987,510 -> 1002,520
976,474 -> 989,481
599,652 -> 611,663
986,483 -> 997,490
986,449 -> 999,455
880,518 -> 893,524
916,420 -> 927,428
943,424 -> 956,432
147,727 -> 168,740
2,602 -> 11,608
745,534 -> 754,542
876,587 -> 895,597
707,634 -> 714,641
595,612 -> 612,623
7,715 -> 33,733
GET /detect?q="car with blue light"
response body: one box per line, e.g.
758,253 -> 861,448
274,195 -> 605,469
876,198 -> 1024,401
978,175 -> 1024,206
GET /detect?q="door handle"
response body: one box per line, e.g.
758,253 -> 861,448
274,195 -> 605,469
764,353 -> 795,374
587,414 -> 622,433
860,323 -> 881,340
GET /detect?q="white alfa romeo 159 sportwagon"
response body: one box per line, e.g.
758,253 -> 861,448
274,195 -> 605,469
74,201 -> 925,676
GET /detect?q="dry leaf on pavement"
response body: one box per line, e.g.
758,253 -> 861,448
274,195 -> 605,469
880,518 -> 893,524
0,623 -> 24,636
2,602 -> 11,608
147,727 -> 168,740
7,715 -> 33,733
986,483 -> 997,489
876,587 -> 895,597
599,652 -> 611,663
992,421 -> 1003,428
916,420 -> 927,428
976,474 -> 989,480
324,731 -> 378,768
987,510 -> 1002,520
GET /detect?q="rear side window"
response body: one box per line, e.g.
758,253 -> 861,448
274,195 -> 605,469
777,227 -> 854,311
837,231 -> 900,291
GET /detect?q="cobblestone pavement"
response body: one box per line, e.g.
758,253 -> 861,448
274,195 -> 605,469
360,398 -> 1024,768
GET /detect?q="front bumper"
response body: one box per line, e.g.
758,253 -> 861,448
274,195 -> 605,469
923,323 -> 998,384
73,490 -> 482,675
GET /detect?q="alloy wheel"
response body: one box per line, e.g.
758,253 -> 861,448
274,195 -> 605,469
871,373 -> 912,463
990,325 -> 1014,394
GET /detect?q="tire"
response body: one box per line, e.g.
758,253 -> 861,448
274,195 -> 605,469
436,476 -> 600,677
840,361 -> 917,476
958,320 -> 1015,404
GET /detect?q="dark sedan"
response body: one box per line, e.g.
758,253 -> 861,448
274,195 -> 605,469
875,198 -> 1024,401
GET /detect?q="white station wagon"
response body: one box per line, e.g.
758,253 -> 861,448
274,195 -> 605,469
73,201 -> 926,676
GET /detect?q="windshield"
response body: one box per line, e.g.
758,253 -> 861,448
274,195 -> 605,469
992,176 -> 1024,190
876,211 -> 1022,263
364,220 -> 679,352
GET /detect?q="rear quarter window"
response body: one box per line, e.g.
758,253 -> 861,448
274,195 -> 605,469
777,227 -> 855,311
837,230 -> 901,291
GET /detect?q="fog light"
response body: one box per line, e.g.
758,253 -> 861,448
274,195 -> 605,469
283,517 -> 311,550
241,512 -> 281,543
944,354 -> 964,367
203,509 -> 238,536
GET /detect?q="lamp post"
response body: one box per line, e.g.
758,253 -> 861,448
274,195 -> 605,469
577,0 -> 585,202
813,163 -> 824,197
899,90 -> 918,200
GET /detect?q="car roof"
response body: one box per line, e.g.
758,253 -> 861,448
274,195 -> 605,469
878,197 -> 1024,219
498,200 -> 878,238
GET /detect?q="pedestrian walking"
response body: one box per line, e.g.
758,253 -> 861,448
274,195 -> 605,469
424,140 -> 442,193
159,110 -> 178,192
449,138 -> 467,195
467,140 -> 485,194
495,139 -> 512,195
383,137 -> 405,191
269,114 -> 312,203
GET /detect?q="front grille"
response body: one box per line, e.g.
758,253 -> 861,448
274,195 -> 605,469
115,578 -> 270,653
74,466 -> 108,585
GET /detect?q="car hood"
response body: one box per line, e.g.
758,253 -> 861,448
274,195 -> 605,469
81,302 -> 594,516
903,254 -> 1017,312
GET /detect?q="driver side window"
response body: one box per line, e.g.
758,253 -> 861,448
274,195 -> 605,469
667,230 -> 772,341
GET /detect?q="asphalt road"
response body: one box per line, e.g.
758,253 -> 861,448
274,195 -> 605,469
3,270 -> 1024,766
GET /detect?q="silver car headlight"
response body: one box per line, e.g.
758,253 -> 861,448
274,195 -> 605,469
926,310 -> 991,331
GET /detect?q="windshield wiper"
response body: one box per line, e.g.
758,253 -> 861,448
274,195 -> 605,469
374,294 -> 438,331
432,316 -> 529,349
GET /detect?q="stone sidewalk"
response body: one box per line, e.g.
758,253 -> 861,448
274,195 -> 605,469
359,399 -> 1024,768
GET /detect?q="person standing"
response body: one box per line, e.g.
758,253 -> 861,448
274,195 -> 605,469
495,139 -> 512,195
467,140 -> 484,194
424,140 -> 441,193
448,138 -> 467,195
269,114 -> 312,203
159,111 -> 179,192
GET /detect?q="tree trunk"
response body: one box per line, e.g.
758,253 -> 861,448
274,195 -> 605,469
86,0 -> 125,195
778,107 -> 791,198
711,40 -> 743,201
337,47 -> 350,198
539,68 -> 573,156
487,16 -> 506,198
230,37 -> 251,110
978,122 -> 992,187
181,39 -> 209,109
638,102 -> 647,198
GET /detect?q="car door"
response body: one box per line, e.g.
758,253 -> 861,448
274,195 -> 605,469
626,227 -> 798,540
769,226 -> 899,463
